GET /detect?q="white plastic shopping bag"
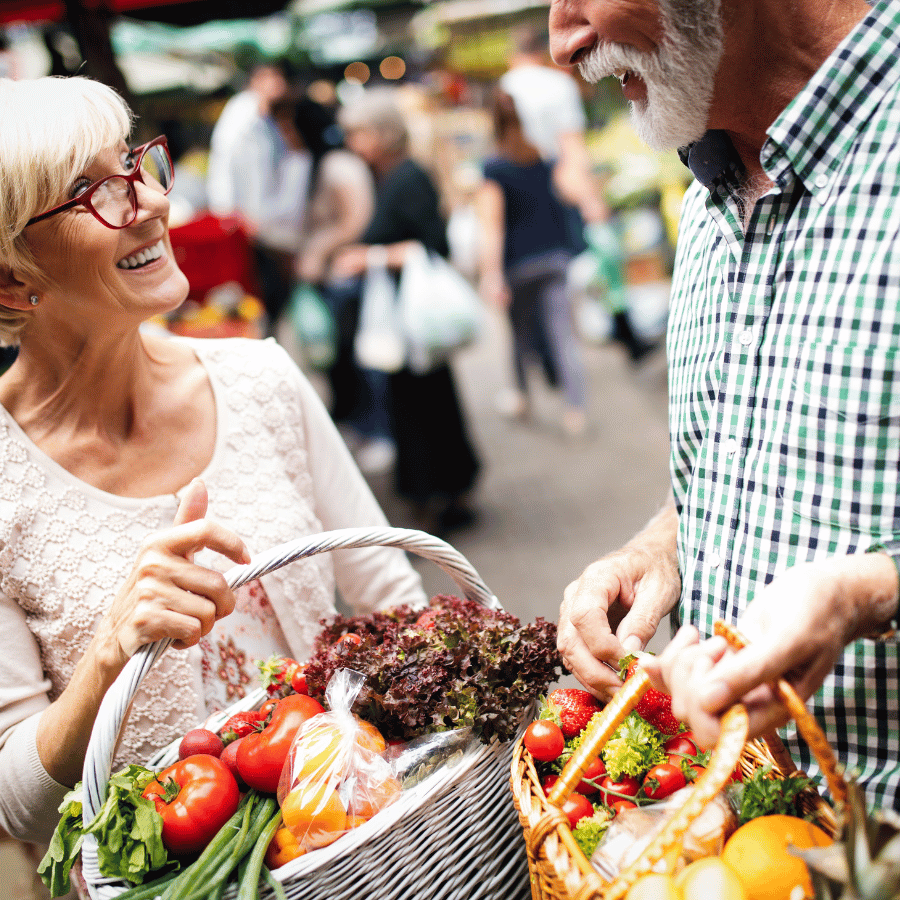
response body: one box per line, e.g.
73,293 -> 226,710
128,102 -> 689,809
398,242 -> 483,374
354,246 -> 405,373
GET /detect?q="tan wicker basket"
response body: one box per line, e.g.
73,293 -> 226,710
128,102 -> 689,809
509,622 -> 841,900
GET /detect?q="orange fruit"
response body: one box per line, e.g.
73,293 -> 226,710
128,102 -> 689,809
721,814 -> 832,900
625,873 -> 681,899
674,857 -> 747,900
355,717 -> 387,754
347,772 -> 402,819
281,780 -> 347,849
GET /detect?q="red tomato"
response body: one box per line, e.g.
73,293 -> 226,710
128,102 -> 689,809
642,763 -> 687,800
414,609 -> 439,630
143,755 -> 240,856
219,737 -> 246,788
178,728 -> 223,760
334,633 -> 362,650
523,720 -> 565,762
541,773 -> 559,794
599,774 -> 640,806
663,732 -> 698,758
562,792 -> 595,829
290,665 -> 309,695
611,799 -> 637,815
236,694 -> 324,793
575,757 -> 607,795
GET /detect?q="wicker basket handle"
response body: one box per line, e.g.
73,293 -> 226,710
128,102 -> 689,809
81,526 -> 498,830
543,621 -> 845,900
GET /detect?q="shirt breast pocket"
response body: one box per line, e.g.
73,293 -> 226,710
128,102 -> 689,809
778,341 -> 900,534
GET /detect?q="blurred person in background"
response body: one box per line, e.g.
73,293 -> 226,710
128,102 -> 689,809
478,89 -> 589,438
206,60 -> 311,335
332,87 -> 481,536
0,76 -> 426,869
501,24 -> 655,363
271,93 -> 382,464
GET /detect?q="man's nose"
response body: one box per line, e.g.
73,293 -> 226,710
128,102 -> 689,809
549,0 -> 597,67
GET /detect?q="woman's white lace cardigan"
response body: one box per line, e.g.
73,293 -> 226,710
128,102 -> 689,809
0,336 -> 424,842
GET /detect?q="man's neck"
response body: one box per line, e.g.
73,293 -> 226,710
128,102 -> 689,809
711,0 -> 871,177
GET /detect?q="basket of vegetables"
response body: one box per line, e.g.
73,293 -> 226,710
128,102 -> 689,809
510,621 -> 846,900
69,527 -> 563,900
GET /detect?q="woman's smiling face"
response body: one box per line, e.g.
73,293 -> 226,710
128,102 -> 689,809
23,142 -> 189,326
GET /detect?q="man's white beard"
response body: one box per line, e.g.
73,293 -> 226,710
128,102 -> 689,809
578,13 -> 723,151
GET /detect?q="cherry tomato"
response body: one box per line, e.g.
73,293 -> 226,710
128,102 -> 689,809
611,799 -> 637,815
562,792 -> 595,829
642,763 -> 687,800
523,720 -> 565,762
334,633 -> 362,650
414,609 -> 439,629
663,732 -> 698,758
219,736 -> 247,788
731,763 -> 744,783
178,728 -> 223,760
599,774 -> 640,806
236,693 -> 325,793
290,665 -> 309,695
143,755 -> 240,856
574,757 -> 607,795
541,773 -> 559,794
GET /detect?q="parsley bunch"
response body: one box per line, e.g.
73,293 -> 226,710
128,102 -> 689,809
305,595 -> 563,743
730,763 -> 815,826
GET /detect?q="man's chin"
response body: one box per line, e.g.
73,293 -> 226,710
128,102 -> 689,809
630,103 -> 706,152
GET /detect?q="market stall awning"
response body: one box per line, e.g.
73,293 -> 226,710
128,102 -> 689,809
0,0 -> 293,27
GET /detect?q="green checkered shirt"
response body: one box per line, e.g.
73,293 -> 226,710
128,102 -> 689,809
668,0 -> 900,810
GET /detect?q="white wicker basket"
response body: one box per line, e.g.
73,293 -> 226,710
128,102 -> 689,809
80,527 -> 532,900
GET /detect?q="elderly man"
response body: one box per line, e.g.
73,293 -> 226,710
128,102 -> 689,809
550,0 -> 900,810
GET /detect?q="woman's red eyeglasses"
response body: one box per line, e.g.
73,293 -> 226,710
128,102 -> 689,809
26,136 -> 175,229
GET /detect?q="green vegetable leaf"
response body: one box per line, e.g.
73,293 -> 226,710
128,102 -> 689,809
572,808 -> 612,858
600,713 -> 667,781
731,763 -> 815,826
37,787 -> 84,898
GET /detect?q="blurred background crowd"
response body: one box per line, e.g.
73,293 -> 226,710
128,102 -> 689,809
0,1 -> 687,895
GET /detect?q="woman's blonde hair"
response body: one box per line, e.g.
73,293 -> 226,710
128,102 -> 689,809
337,87 -> 408,157
0,76 -> 132,345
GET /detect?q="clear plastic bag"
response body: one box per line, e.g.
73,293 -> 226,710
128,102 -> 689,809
277,669 -> 401,852
590,787 -> 737,880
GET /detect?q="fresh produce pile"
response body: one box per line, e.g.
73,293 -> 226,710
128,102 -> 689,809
522,655 -> 836,900
304,594 -> 563,743
40,595 -> 562,899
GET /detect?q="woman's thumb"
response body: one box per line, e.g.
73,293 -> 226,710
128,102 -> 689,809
173,478 -> 208,527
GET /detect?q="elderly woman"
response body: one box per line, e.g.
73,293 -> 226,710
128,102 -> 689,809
0,75 -> 425,847
332,88 -> 481,535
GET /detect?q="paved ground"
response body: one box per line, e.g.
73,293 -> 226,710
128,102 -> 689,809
1,301 -> 674,897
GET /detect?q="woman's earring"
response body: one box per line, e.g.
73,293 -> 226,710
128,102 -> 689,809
29,295 -> 39,306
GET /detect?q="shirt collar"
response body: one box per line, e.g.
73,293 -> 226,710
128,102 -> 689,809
680,0 -> 900,197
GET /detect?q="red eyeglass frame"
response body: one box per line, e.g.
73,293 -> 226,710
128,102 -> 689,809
25,136 -> 173,229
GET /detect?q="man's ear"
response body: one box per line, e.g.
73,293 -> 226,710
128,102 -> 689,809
0,267 -> 35,311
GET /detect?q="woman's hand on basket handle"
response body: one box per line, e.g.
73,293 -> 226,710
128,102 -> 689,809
34,479 -> 250,788
558,501 -> 681,700
642,553 -> 900,748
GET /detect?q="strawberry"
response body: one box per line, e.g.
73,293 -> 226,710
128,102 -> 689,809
219,710 -> 264,744
547,688 -> 603,738
620,656 -> 681,735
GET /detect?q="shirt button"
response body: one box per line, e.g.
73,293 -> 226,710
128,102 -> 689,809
814,173 -> 828,188
738,329 -> 753,345
708,551 -> 722,568
726,438 -> 739,456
